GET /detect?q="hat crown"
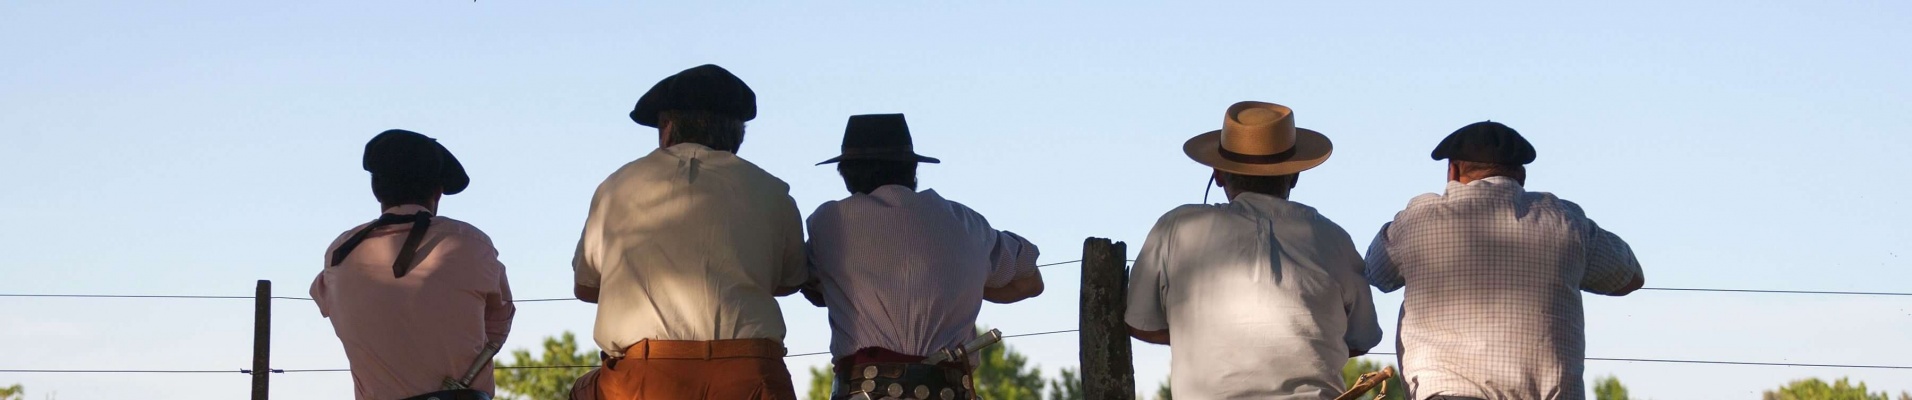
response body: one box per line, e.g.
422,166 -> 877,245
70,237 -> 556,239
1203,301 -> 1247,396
1432,121 -> 1537,164
842,114 -> 914,151
630,64 -> 757,127
364,130 -> 444,178
1220,101 -> 1299,157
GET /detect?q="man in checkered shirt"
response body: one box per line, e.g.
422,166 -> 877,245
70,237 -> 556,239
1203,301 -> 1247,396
1363,121 -> 1646,400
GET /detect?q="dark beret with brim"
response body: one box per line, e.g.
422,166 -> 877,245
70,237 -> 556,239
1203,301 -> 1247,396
363,129 -> 469,195
1431,121 -> 1537,165
629,64 -> 757,127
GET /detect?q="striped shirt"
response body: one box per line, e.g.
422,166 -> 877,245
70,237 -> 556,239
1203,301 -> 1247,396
805,185 -> 1039,359
1364,177 -> 1643,400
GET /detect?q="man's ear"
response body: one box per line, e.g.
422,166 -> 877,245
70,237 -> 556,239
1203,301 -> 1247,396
656,119 -> 673,148
1289,173 -> 1300,189
1211,170 -> 1226,188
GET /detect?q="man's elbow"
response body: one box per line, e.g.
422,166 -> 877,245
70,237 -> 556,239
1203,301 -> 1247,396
1609,275 -> 1646,296
575,285 -> 600,304
1127,326 -> 1169,345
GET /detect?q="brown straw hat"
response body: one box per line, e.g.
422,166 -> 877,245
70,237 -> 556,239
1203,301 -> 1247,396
1183,101 -> 1333,176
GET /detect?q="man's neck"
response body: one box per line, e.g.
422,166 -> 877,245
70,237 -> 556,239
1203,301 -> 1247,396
380,203 -> 435,214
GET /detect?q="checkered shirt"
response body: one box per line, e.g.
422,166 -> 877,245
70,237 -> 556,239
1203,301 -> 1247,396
1364,177 -> 1642,400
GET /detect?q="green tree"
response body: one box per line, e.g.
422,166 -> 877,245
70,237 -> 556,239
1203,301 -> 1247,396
1340,359 -> 1407,400
1592,375 -> 1631,400
1154,381 -> 1172,400
494,332 -> 598,400
1,384 -> 22,400
1762,378 -> 1890,400
1046,367 -> 1082,400
806,366 -> 834,400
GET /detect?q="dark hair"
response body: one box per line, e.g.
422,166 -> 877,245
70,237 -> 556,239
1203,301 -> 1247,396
1452,160 -> 1526,183
661,109 -> 746,152
371,174 -> 440,207
1219,172 -> 1297,197
837,160 -> 917,195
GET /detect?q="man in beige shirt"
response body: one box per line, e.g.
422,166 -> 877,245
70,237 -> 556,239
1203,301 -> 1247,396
313,129 -> 515,400
572,64 -> 808,400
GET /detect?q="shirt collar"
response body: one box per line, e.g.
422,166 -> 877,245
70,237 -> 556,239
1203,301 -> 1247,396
1444,176 -> 1525,197
1228,192 -> 1296,209
381,204 -> 433,216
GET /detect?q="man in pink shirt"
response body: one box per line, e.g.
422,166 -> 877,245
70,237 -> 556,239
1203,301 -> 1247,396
313,129 -> 516,400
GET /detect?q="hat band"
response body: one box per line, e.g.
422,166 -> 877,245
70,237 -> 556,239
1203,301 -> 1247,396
1219,145 -> 1297,164
840,146 -> 915,156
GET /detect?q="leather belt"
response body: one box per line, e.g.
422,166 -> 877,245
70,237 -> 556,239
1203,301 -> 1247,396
619,338 -> 786,360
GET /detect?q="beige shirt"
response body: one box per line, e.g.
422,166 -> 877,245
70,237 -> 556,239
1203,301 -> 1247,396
312,204 -> 515,400
573,143 -> 808,356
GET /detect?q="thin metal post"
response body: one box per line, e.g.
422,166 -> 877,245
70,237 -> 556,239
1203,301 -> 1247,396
252,280 -> 271,400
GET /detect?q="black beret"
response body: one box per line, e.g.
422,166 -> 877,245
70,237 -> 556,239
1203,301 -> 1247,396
363,129 -> 470,195
629,64 -> 757,128
1431,121 -> 1537,165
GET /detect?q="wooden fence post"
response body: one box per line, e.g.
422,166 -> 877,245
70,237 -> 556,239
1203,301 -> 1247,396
1080,237 -> 1134,400
252,280 -> 271,400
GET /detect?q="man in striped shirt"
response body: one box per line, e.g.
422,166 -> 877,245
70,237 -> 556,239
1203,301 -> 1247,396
804,113 -> 1044,400
1364,121 -> 1645,400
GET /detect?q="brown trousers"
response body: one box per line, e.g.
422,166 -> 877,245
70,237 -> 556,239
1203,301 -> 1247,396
591,339 -> 797,400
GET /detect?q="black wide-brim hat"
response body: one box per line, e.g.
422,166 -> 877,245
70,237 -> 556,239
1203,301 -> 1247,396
816,113 -> 941,165
630,64 -> 757,128
362,129 -> 469,195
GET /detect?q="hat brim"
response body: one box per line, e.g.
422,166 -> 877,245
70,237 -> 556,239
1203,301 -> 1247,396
436,143 -> 470,195
815,152 -> 942,166
1183,128 -> 1332,176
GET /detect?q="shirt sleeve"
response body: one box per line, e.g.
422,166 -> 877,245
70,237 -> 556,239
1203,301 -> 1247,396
775,195 -> 810,289
1363,221 -> 1407,293
1333,225 -> 1384,352
983,231 -> 1039,288
1123,217 -> 1173,332
483,246 -> 516,346
309,272 -> 330,318
572,191 -> 604,289
1579,220 -> 1643,295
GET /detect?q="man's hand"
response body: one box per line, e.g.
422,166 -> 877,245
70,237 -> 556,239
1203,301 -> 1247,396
1129,325 -> 1169,345
984,269 -> 1045,304
575,284 -> 599,304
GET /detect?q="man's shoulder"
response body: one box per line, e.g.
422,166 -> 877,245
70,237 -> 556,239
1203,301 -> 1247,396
429,215 -> 496,246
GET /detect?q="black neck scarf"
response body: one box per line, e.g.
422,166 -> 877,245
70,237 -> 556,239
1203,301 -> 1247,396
328,211 -> 433,278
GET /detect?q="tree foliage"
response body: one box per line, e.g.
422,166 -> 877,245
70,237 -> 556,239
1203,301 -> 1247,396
1762,378 -> 1894,400
494,332 -> 598,400
1154,381 -> 1172,400
1340,359 -> 1407,400
0,384 -> 22,400
1046,368 -> 1081,400
806,366 -> 835,400
1592,375 -> 1631,400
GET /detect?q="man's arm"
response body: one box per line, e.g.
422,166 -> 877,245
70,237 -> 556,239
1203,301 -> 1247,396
772,198 -> 809,297
485,257 -> 516,346
1128,325 -> 1170,345
983,269 -> 1044,304
1581,221 -> 1645,296
981,230 -> 1043,303
1362,222 -> 1407,293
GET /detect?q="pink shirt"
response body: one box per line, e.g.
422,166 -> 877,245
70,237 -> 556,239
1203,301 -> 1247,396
312,204 -> 515,400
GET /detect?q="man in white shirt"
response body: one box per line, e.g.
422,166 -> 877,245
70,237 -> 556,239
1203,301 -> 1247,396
804,114 -> 1044,400
572,64 -> 808,400
313,129 -> 515,400
1126,102 -> 1384,399
1364,121 -> 1645,400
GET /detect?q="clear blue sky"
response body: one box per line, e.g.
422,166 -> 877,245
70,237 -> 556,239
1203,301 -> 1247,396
3,1 -> 1909,398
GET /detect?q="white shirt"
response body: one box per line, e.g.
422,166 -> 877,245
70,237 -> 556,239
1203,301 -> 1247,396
312,204 -> 515,400
573,143 -> 809,356
1364,177 -> 1643,400
1126,193 -> 1384,400
805,185 -> 1039,359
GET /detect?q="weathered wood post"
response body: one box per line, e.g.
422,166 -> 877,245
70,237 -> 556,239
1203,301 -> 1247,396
1080,238 -> 1134,399
252,280 -> 271,400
